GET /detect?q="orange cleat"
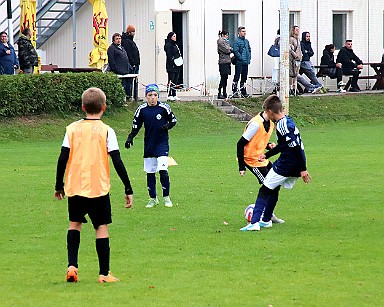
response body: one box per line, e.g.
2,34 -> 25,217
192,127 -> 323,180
98,272 -> 119,283
66,266 -> 78,282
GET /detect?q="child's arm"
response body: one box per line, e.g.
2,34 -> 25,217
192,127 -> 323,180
125,110 -> 143,148
237,136 -> 248,174
163,110 -> 177,130
54,146 -> 70,200
110,150 -> 133,208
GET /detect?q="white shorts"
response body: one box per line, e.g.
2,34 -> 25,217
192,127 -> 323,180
144,156 -> 168,173
263,168 -> 298,190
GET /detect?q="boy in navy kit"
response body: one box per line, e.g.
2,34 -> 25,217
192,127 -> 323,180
240,94 -> 311,231
54,87 -> 133,282
237,95 -> 284,224
125,84 -> 177,208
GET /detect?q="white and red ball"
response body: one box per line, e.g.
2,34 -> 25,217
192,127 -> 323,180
244,204 -> 255,222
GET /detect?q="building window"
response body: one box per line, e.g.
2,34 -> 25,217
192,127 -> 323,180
222,13 -> 239,47
289,12 -> 299,30
333,13 -> 348,49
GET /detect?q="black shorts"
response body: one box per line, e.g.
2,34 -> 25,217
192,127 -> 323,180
245,162 -> 273,185
68,194 -> 112,229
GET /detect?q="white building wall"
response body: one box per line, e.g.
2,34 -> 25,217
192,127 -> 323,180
17,0 -> 384,95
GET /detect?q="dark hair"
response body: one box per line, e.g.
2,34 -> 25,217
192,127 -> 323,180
325,44 -> 335,52
263,95 -> 282,113
0,31 -> 7,37
167,32 -> 176,41
112,33 -> 121,42
218,30 -> 229,36
346,39 -> 352,43
237,26 -> 245,33
22,28 -> 31,36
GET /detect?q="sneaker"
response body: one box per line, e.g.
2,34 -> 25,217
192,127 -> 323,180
164,196 -> 173,207
336,88 -> 346,93
66,266 -> 78,283
337,81 -> 346,87
271,214 -> 285,224
311,86 -> 322,94
145,198 -> 159,208
232,93 -> 240,98
259,220 -> 273,228
217,93 -> 226,99
319,86 -> 328,94
349,87 -> 360,92
98,272 -> 119,283
167,96 -> 175,101
240,222 -> 260,231
173,96 -> 181,101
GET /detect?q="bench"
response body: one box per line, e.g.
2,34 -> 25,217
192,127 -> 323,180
249,74 -> 276,95
40,64 -> 58,73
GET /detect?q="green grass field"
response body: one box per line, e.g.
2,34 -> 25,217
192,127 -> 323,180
1,95 -> 383,306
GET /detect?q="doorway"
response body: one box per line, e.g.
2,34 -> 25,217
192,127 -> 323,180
172,11 -> 188,86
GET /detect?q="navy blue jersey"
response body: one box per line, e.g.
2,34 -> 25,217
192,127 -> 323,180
130,101 -> 177,157
265,116 -> 307,177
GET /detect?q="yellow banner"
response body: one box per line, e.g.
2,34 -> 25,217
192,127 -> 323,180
89,0 -> 109,69
19,0 -> 37,48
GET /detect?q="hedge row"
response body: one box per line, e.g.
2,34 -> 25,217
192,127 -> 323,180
0,72 -> 126,117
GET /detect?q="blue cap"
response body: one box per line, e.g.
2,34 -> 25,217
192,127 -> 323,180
145,83 -> 160,95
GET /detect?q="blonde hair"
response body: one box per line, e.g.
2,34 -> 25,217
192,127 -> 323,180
81,87 -> 106,114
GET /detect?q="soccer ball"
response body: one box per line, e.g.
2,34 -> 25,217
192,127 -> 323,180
244,204 -> 255,222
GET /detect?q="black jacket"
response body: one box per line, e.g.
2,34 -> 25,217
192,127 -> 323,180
300,32 -> 314,62
164,39 -> 181,73
17,35 -> 38,70
336,46 -> 363,71
121,33 -> 140,66
107,43 -> 130,75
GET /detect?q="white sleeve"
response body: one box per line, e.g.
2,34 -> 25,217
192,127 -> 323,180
107,127 -> 119,152
242,121 -> 260,141
62,132 -> 70,148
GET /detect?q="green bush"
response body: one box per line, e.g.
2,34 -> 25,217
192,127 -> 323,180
0,72 -> 126,117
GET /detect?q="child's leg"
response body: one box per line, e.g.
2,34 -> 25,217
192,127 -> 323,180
159,170 -> 170,197
147,173 -> 157,198
96,225 -> 110,276
262,186 -> 280,222
251,185 -> 274,224
67,222 -> 82,268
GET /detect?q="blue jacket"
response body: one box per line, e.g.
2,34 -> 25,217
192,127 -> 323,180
128,102 -> 177,158
233,37 -> 251,65
0,42 -> 19,75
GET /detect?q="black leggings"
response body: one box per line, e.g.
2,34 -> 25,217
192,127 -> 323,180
219,74 -> 229,92
168,72 -> 180,97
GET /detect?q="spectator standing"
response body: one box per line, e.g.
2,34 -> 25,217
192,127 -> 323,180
232,26 -> 251,98
336,40 -> 363,92
300,31 -> 323,90
121,25 -> 140,101
107,33 -> 131,98
319,44 -> 346,93
125,84 -> 177,208
217,30 -> 232,99
164,32 -> 182,101
0,31 -> 19,75
289,26 -> 302,95
54,87 -> 133,283
16,28 -> 38,74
